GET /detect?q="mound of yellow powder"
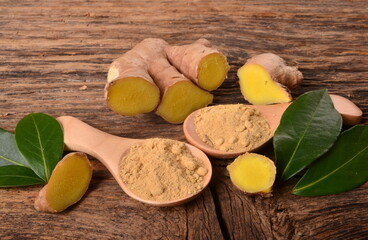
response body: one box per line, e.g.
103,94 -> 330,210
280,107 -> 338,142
119,138 -> 208,202
194,104 -> 272,152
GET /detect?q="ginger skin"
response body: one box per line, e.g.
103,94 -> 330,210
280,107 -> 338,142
106,38 -> 227,123
238,53 -> 303,105
34,152 -> 92,213
227,153 -> 276,195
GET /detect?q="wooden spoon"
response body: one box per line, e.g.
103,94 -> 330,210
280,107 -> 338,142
57,116 -> 212,207
183,95 -> 362,159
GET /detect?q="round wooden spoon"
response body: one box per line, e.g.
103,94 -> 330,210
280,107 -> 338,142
183,95 -> 362,159
57,116 -> 212,207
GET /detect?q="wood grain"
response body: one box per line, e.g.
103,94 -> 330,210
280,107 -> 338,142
0,0 -> 367,239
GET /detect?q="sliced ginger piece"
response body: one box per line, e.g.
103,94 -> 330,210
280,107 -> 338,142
238,64 -> 292,105
156,81 -> 213,124
106,77 -> 160,116
238,53 -> 303,105
197,53 -> 229,91
166,39 -> 229,91
34,152 -> 92,213
227,153 -> 276,195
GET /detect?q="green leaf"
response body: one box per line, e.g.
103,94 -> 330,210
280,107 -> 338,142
293,125 -> 368,196
0,165 -> 44,187
15,113 -> 64,182
0,128 -> 30,167
273,90 -> 342,181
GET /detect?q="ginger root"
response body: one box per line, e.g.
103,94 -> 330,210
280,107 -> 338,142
238,53 -> 303,105
166,39 -> 229,91
142,39 -> 213,124
34,152 -> 92,213
227,153 -> 276,195
106,38 -> 227,123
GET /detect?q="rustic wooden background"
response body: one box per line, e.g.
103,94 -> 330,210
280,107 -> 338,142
0,0 -> 367,239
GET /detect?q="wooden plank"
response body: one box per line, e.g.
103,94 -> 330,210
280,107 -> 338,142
0,161 -> 224,239
214,160 -> 368,239
0,0 -> 367,239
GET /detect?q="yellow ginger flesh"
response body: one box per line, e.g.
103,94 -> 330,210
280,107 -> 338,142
227,153 -> 276,194
238,64 -> 292,105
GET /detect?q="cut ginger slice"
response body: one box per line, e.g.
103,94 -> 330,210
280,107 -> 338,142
106,77 -> 160,116
156,81 -> 213,124
238,64 -> 292,105
227,153 -> 276,194
197,53 -> 229,91
34,152 -> 92,213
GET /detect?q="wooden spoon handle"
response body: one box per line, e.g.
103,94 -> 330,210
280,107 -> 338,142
330,94 -> 362,125
57,116 -> 135,166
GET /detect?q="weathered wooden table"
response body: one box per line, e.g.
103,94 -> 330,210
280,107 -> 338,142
0,0 -> 367,239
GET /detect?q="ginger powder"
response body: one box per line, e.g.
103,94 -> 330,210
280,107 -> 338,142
119,138 -> 208,202
194,104 -> 272,152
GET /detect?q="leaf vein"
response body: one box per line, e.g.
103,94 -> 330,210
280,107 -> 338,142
0,155 -> 24,166
31,115 -> 49,181
23,137 -> 43,151
0,175 -> 42,181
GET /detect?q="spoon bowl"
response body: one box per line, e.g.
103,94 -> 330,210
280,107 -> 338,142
57,116 -> 212,207
183,94 -> 362,159
183,103 -> 289,159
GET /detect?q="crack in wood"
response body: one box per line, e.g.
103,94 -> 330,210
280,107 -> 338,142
209,182 -> 230,240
